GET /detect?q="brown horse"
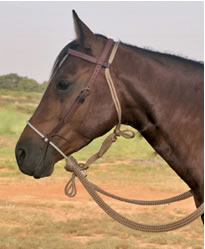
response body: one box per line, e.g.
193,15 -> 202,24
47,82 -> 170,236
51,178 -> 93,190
15,11 -> 204,220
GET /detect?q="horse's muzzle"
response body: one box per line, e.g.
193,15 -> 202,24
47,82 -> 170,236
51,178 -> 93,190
15,138 -> 55,179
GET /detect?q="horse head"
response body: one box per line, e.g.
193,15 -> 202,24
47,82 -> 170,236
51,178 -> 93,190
15,11 -> 120,178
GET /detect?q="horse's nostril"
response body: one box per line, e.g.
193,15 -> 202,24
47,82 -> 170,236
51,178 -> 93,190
16,148 -> 26,165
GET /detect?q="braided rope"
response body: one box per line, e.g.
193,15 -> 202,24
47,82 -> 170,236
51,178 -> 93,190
88,183 -> 193,206
64,167 -> 193,206
65,156 -> 204,233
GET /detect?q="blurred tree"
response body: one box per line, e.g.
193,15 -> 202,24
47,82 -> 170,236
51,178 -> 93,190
0,74 -> 48,92
0,73 -> 21,90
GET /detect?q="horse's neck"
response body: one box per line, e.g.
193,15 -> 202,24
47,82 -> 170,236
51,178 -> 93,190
114,43 -> 204,193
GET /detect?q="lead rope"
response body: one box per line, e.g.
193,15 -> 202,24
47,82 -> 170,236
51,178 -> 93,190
65,156 -> 204,232
27,41 -> 204,232
65,42 -> 135,196
63,42 -> 204,232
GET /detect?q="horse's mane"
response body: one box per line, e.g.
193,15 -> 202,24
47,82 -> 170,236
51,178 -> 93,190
122,41 -> 204,67
50,34 -> 203,79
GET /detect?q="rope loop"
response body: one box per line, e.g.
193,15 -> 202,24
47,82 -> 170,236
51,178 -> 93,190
115,128 -> 135,139
64,156 -> 89,198
64,173 -> 77,197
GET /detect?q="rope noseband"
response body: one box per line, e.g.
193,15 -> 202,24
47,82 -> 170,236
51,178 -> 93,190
26,39 -> 204,232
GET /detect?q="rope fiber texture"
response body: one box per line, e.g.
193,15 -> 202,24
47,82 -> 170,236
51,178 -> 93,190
64,156 -> 204,232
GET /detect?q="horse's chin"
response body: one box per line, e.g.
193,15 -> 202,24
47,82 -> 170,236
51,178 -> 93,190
32,163 -> 55,179
18,158 -> 55,179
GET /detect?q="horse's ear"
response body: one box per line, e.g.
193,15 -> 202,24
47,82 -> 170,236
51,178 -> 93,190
72,10 -> 95,48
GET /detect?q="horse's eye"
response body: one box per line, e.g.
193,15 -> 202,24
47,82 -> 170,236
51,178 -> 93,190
56,80 -> 71,91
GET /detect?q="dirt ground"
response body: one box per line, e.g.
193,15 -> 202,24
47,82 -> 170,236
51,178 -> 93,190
0,174 -> 203,249
0,177 -> 196,215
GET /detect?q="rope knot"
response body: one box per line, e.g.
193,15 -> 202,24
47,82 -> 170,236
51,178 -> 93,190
114,126 -> 135,139
114,129 -> 121,137
64,161 -> 72,173
79,163 -> 89,171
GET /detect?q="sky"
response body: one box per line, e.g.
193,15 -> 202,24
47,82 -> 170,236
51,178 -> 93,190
0,1 -> 204,83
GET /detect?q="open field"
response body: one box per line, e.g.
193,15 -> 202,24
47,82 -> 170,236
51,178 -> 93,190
0,90 -> 203,249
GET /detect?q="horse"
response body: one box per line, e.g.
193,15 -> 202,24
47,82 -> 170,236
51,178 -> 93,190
15,10 -> 204,222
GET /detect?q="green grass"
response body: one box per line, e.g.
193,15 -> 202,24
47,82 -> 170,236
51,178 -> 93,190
0,107 -> 28,136
0,90 -> 36,177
